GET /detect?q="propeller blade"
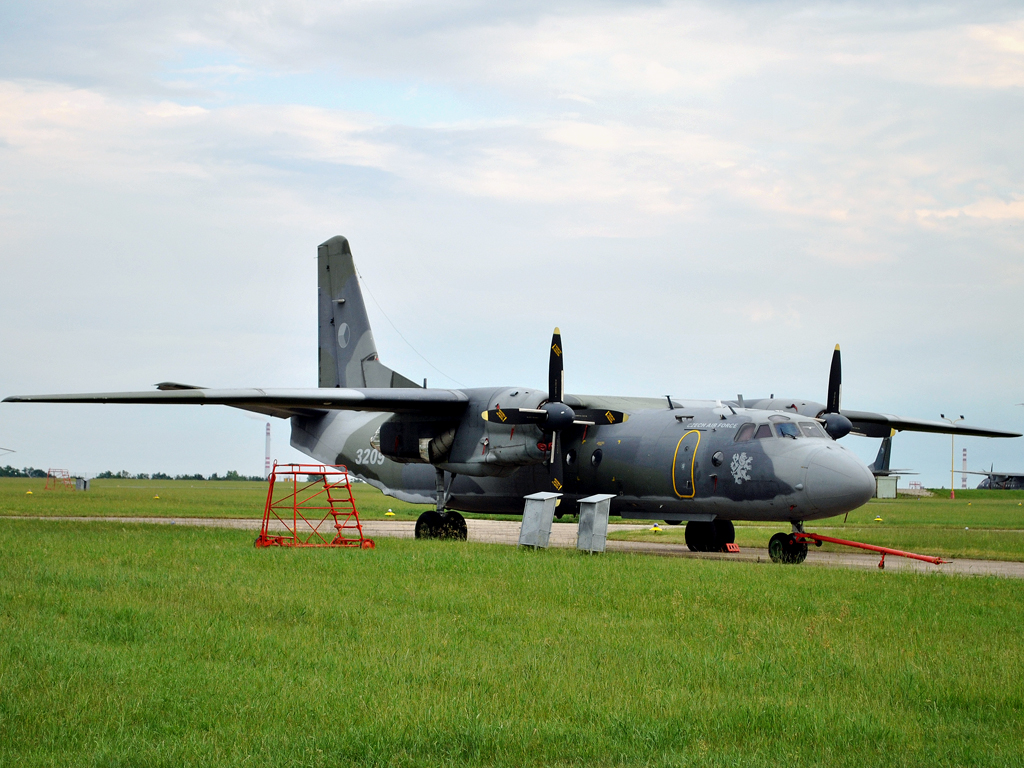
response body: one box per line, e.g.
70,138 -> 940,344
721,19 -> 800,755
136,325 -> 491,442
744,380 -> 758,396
549,327 -> 564,403
826,344 -> 842,414
549,431 -> 564,492
573,408 -> 629,426
480,407 -> 546,425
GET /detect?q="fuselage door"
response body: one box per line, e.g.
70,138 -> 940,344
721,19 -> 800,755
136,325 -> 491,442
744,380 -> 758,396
672,429 -> 701,499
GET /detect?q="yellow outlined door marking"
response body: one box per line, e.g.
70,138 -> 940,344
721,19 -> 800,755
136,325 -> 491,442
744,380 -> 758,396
672,430 -> 701,499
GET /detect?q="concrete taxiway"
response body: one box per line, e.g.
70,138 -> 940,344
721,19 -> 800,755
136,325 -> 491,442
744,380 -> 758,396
10,515 -> 1024,579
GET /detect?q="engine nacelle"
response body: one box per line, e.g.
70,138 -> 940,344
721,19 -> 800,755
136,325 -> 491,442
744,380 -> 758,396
371,418 -> 458,464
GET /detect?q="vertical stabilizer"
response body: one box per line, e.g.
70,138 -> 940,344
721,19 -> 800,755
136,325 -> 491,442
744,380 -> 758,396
869,436 -> 893,475
317,236 -> 419,389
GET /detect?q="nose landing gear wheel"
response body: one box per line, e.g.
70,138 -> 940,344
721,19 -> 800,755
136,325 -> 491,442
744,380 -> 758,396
768,532 -> 808,564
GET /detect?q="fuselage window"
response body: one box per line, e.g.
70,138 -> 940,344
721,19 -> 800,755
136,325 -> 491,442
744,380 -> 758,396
775,422 -> 801,439
735,423 -> 756,442
800,422 -> 828,438
753,424 -> 773,439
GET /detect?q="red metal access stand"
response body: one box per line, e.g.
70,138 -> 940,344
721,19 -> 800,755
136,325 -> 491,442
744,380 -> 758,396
255,463 -> 374,549
44,468 -> 74,490
794,532 -> 948,569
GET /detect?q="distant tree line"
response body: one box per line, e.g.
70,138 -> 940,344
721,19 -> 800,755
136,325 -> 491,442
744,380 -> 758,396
0,466 -> 48,478
93,470 -> 265,481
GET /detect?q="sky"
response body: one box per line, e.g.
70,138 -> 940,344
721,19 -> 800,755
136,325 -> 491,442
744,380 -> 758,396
1,1 -> 1022,486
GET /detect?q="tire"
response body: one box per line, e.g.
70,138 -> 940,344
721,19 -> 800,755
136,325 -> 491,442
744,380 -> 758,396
438,511 -> 468,541
415,510 -> 444,539
768,532 -> 808,564
768,532 -> 789,563
713,519 -> 735,546
788,534 -> 808,564
684,521 -> 715,552
664,520 -> 681,526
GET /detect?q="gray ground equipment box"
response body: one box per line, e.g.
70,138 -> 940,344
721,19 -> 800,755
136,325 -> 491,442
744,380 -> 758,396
576,494 -> 616,553
874,476 -> 898,499
519,492 -> 562,549
75,478 -> 90,491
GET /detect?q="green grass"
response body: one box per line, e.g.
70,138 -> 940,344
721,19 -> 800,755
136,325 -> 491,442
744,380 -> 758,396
0,477 -> 611,525
0,477 -> 429,521
1,520 -> 1022,767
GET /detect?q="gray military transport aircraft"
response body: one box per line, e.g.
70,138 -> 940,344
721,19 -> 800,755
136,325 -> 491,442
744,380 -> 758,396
5,236 -> 1020,564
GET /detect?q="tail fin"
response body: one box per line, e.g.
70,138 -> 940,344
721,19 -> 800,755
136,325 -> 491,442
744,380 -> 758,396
317,236 -> 419,389
868,435 -> 893,475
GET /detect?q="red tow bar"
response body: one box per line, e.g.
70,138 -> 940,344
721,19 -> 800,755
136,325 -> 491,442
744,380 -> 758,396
793,532 -> 949,569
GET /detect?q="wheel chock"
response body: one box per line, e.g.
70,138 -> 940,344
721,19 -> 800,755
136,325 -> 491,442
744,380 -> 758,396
725,543 -> 740,553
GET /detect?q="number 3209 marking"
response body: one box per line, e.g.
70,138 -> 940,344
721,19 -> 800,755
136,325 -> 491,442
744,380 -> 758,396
355,448 -> 385,466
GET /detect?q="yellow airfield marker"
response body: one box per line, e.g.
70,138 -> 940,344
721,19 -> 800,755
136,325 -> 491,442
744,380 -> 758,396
153,495 -> 160,499
26,491 -> 32,495
649,524 -> 662,532
874,516 -> 883,522
385,510 -> 396,517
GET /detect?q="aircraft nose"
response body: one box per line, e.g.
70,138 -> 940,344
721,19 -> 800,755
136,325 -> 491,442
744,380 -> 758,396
804,445 -> 875,515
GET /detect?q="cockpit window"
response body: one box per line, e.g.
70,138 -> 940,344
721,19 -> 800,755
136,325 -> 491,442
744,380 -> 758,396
800,422 -> 828,438
735,423 -> 756,442
753,424 -> 773,439
775,422 -> 801,439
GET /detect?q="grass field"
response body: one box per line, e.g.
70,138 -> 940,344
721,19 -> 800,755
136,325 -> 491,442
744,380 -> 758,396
1,520 -> 1023,767
0,476 -> 429,520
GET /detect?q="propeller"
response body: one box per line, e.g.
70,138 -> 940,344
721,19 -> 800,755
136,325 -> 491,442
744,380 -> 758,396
481,328 -> 628,491
819,344 -> 853,439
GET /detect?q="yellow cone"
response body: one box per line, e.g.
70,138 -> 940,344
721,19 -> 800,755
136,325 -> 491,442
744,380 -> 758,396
26,491 -> 33,495
153,495 -> 160,499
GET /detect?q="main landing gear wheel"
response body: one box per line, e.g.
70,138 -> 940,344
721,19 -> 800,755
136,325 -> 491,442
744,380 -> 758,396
768,532 -> 808,564
415,510 -> 468,541
683,520 -> 736,552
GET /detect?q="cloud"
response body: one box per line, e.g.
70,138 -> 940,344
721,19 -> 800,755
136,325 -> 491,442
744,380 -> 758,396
2,1 -> 1024,481
917,197 -> 1024,221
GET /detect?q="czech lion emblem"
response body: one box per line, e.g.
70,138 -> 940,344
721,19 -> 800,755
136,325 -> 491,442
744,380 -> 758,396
730,452 -> 752,484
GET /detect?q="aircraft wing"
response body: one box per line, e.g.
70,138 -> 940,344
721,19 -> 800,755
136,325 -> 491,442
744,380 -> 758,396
842,410 -> 1021,439
2,387 -> 470,420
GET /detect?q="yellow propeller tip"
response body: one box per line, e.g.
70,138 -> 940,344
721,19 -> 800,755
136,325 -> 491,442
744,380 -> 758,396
834,344 -> 840,350
553,327 -> 561,334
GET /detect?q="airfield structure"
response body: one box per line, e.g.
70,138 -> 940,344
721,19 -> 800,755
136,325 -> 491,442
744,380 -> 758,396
255,462 -> 374,549
44,468 -> 74,490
